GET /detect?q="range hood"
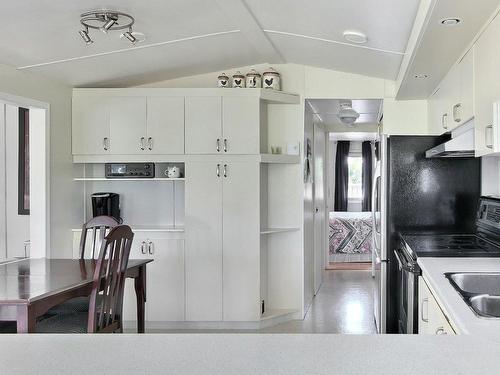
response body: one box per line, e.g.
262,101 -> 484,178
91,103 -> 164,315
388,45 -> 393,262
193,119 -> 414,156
426,120 -> 475,158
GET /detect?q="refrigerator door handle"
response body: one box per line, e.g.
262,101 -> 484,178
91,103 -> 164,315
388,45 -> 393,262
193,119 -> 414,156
371,171 -> 381,251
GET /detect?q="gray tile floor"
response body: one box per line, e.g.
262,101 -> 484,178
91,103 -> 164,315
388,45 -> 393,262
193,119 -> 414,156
142,270 -> 377,334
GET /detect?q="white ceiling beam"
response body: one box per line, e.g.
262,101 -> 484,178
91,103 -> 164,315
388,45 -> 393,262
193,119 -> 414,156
214,0 -> 284,64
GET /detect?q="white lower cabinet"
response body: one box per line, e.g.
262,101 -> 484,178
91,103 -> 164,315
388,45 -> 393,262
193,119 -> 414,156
122,234 -> 185,323
185,160 -> 260,321
418,276 -> 456,335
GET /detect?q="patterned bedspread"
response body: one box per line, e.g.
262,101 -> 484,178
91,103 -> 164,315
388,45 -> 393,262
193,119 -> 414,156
329,214 -> 373,254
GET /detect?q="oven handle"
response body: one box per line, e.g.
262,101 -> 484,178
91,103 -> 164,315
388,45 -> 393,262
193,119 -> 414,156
394,248 -> 415,273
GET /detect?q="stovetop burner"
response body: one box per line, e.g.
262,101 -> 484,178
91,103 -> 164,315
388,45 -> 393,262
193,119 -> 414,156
401,234 -> 500,259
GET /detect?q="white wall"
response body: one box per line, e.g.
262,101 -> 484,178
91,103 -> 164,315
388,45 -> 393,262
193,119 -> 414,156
4,105 -> 29,258
303,103 -> 314,311
0,63 -> 80,258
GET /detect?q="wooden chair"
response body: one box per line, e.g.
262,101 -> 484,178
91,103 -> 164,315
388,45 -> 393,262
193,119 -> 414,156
36,225 -> 134,333
46,216 -> 119,315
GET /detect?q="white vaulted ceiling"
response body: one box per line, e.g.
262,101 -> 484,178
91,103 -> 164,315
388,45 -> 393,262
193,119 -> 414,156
0,0 -> 421,86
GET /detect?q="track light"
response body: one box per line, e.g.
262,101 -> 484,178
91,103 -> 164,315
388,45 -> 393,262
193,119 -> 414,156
78,27 -> 93,45
122,28 -> 137,44
100,18 -> 116,33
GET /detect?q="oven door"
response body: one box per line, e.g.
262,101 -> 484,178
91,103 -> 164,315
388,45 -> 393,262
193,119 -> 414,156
394,247 -> 419,334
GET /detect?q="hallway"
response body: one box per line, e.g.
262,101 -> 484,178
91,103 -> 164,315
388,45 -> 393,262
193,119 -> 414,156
261,270 -> 377,334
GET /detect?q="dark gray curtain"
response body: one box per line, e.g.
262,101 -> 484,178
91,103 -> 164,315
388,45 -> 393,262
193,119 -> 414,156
334,141 -> 350,211
362,141 -> 373,212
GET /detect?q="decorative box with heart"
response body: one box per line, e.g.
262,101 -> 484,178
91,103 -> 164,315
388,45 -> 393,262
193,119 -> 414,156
232,71 -> 245,88
262,67 -> 281,90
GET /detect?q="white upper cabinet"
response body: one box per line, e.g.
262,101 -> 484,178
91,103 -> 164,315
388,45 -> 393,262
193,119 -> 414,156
475,13 -> 500,156
428,48 -> 474,135
72,95 -> 110,155
222,96 -> 261,154
185,96 -> 222,154
146,97 -> 185,154
109,97 -> 147,154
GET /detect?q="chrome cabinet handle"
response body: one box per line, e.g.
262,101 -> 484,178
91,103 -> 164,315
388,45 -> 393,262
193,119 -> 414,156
223,164 -> 228,178
216,138 -> 221,152
223,139 -> 228,152
435,327 -> 447,335
486,125 -> 494,149
148,137 -> 153,151
140,137 -> 146,151
103,137 -> 109,151
442,113 -> 448,130
148,240 -> 154,255
140,241 -> 146,254
216,164 -> 221,177
421,298 -> 429,323
453,103 -> 462,123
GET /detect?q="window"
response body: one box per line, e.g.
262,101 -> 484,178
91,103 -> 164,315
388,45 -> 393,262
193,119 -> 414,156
18,107 -> 29,215
347,156 -> 363,200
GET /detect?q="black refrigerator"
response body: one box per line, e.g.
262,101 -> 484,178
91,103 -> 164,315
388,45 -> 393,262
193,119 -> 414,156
383,135 -> 481,333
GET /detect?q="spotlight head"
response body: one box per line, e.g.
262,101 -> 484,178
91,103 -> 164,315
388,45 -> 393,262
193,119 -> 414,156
100,18 -> 116,33
79,29 -> 93,45
123,28 -> 137,44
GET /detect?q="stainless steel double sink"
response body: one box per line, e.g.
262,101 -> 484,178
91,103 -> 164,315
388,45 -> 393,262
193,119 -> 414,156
445,273 -> 500,318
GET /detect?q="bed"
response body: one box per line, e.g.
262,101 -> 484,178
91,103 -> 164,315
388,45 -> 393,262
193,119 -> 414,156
329,211 -> 373,262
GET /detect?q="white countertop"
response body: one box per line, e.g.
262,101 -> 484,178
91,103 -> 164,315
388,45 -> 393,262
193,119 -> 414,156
418,257 -> 500,335
1,334 -> 500,374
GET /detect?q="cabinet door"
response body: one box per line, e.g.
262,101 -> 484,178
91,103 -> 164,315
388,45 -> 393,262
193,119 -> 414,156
147,97 -> 185,154
457,49 -> 474,126
474,15 -> 500,156
444,63 -> 461,131
185,161 -> 223,321
418,277 -> 431,334
428,88 -> 443,135
109,97 -> 147,154
222,161 -> 260,321
72,95 -> 110,155
122,239 -> 149,322
145,239 -> 185,322
222,96 -> 260,154
185,97 -> 222,154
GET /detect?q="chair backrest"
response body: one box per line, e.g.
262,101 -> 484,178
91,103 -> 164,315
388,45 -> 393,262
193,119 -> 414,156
79,216 -> 120,259
87,225 -> 134,333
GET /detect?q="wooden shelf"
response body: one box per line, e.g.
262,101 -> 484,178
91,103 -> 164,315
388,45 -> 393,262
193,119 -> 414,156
259,154 -> 300,164
73,177 -> 185,181
72,225 -> 185,232
260,228 -> 300,235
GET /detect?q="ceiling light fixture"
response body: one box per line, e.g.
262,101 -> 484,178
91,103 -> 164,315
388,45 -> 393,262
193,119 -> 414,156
441,18 -> 461,26
79,10 -> 142,45
339,103 -> 360,126
343,30 -> 368,44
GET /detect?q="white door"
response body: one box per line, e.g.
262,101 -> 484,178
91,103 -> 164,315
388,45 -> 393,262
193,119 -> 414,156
146,97 -> 185,154
109,97 -> 147,154
185,97 -> 222,154
145,238 -> 185,322
72,95 -> 110,155
222,96 -> 260,154
222,161 -> 260,321
185,161 -> 223,321
313,123 -> 326,294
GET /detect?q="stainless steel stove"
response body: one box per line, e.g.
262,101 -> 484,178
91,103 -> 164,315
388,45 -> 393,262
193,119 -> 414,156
395,196 -> 500,334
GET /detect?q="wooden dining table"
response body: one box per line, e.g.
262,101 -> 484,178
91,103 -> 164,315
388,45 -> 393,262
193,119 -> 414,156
0,258 -> 152,333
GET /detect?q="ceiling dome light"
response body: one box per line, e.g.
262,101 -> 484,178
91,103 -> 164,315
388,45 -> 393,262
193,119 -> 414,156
339,103 -> 360,126
343,30 -> 368,44
441,18 -> 461,26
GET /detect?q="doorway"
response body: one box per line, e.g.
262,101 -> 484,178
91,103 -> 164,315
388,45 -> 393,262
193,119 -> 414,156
0,93 -> 49,260
304,98 -> 383,334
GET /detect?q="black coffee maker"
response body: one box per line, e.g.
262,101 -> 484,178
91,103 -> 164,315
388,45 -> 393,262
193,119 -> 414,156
91,192 -> 121,222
